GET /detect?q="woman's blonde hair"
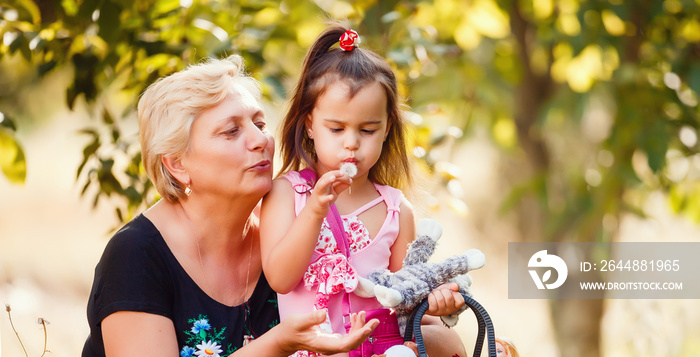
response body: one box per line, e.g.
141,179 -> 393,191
138,55 -> 261,202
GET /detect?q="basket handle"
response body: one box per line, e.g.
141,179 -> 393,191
403,294 -> 496,357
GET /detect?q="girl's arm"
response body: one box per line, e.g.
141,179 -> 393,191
260,172 -> 351,293
101,310 -> 379,357
259,178 -> 321,293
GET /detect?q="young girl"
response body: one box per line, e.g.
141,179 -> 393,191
260,25 -> 464,357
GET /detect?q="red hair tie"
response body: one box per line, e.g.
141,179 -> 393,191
339,30 -> 361,51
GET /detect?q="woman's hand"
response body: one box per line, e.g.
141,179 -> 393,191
307,170 -> 352,217
277,310 -> 378,355
425,282 -> 465,316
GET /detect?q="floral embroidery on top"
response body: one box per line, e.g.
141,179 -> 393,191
302,253 -> 359,332
191,319 -> 211,334
181,346 -> 196,357
180,315 -> 233,357
194,340 -> 224,357
315,216 -> 372,254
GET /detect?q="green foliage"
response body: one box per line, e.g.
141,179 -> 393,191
0,112 -> 26,184
407,0 -> 700,235
1,0 -> 699,230
3,2 -> 700,354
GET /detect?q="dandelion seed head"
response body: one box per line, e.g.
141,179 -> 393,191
340,162 -> 357,178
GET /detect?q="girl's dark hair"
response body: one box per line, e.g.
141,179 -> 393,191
278,24 -> 412,189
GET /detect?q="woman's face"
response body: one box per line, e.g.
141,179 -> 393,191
183,83 -> 274,200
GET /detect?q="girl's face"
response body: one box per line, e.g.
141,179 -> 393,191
183,83 -> 274,200
306,81 -> 389,178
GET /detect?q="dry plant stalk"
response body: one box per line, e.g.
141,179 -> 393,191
5,304 -> 50,357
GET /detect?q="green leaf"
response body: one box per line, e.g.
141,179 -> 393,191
8,32 -> 27,57
97,0 -> 123,44
0,128 -> 27,184
77,134 -> 100,179
102,108 -> 115,125
668,185 -> 685,213
77,0 -> 100,21
66,85 -> 77,110
124,186 -> 141,205
38,60 -> 58,76
688,64 -> 700,94
645,120 -> 669,173
683,184 -> 700,223
15,0 -> 42,24
0,114 -> 17,131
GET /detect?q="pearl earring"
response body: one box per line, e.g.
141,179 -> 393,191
185,185 -> 192,196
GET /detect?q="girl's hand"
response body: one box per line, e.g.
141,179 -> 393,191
307,170 -> 352,217
278,310 -> 379,355
425,283 -> 465,316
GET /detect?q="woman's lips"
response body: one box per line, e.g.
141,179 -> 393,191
249,160 -> 271,171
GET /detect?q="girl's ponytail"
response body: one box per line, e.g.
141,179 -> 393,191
300,26 -> 347,80
279,24 -> 353,175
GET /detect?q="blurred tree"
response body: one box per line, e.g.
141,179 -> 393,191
0,0 -> 340,219
1,0 -> 699,356
403,0 -> 700,356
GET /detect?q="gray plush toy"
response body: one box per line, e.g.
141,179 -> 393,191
354,218 -> 486,334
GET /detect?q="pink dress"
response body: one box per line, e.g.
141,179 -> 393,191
277,170 -> 404,334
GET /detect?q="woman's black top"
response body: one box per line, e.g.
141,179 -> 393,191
82,214 -> 279,357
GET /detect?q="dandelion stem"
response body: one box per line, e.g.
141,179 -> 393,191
5,305 -> 29,357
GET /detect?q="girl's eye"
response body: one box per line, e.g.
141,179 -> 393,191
225,127 -> 240,136
361,129 -> 377,134
330,128 -> 343,133
255,122 -> 267,131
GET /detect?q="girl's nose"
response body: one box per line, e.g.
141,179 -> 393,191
344,132 -> 360,151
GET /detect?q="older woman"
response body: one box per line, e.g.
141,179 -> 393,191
81,55 -> 378,357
